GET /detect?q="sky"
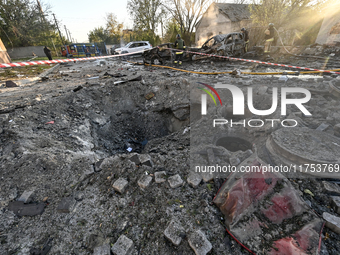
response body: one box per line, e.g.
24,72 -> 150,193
45,0 -> 133,43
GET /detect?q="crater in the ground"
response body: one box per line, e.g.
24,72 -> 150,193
87,95 -> 189,155
216,136 -> 252,152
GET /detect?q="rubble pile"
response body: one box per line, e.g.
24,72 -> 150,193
0,56 -> 340,254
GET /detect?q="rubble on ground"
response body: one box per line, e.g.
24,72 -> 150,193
0,54 -> 340,254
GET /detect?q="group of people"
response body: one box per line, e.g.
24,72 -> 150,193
241,23 -> 275,54
172,23 -> 275,65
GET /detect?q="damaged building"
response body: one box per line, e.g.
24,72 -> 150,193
0,38 -> 11,64
316,1 -> 340,46
195,3 -> 252,47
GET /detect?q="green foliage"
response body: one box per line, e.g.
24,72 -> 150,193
163,18 -> 181,43
0,0 -> 60,48
127,0 -> 165,32
249,0 -> 323,29
88,26 -> 107,43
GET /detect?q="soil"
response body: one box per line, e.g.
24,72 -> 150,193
0,53 -> 340,255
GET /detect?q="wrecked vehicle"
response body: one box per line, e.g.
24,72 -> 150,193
143,33 -> 246,64
142,43 -> 174,65
190,32 -> 246,60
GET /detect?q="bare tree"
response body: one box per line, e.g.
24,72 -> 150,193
163,0 -> 213,45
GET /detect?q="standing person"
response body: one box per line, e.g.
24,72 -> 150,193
174,34 -> 186,65
43,46 -> 52,60
241,28 -> 249,52
264,23 -> 275,53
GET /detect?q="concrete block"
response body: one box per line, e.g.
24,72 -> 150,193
111,235 -> 134,255
164,220 -> 185,246
137,175 -> 152,189
127,153 -> 140,165
188,230 -> 212,255
113,178 -> 129,194
322,181 -> 340,196
330,196 -> 340,215
93,244 -> 111,255
154,171 -> 166,183
138,154 -> 153,167
323,212 -> 340,234
57,197 -> 76,213
229,156 -> 241,166
168,174 -> 183,188
187,172 -> 202,188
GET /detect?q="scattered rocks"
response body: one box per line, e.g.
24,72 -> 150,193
138,154 -> 153,167
8,201 -> 45,216
112,178 -> 129,194
323,212 -> 340,234
187,172 -> 202,188
57,196 -> 76,213
17,190 -> 34,203
323,181 -> 340,196
93,244 -> 111,255
168,174 -> 183,188
164,220 -> 185,246
188,230 -> 212,255
137,175 -> 152,189
154,171 -> 167,183
111,235 -> 134,255
330,196 -> 340,215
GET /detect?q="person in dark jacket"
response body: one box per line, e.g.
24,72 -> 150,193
241,28 -> 249,52
43,46 -> 52,60
174,34 -> 185,65
264,23 -> 275,53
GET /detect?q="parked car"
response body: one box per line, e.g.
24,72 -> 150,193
114,41 -> 152,56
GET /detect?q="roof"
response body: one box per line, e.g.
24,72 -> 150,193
215,3 -> 251,22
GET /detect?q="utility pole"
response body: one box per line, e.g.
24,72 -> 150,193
68,30 -> 73,43
36,0 -> 58,56
52,13 -> 64,45
64,25 -> 70,42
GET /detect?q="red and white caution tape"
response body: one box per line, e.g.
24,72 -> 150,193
166,48 -> 340,75
0,50 -> 145,69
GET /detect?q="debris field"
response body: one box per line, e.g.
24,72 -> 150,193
1,49 -> 340,255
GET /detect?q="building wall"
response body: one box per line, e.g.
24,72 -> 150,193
195,5 -> 252,46
316,3 -> 340,45
7,46 -> 49,59
0,39 -> 11,63
195,5 -> 232,46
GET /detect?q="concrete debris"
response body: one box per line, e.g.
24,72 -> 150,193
137,175 -> 152,189
164,220 -> 185,246
323,181 -> 340,196
17,190 -> 35,203
188,230 -> 212,255
2,52 -> 340,254
187,172 -> 202,188
330,196 -> 340,215
93,244 -> 111,255
113,178 -> 129,194
154,171 -> 167,183
8,201 -> 45,216
323,212 -> 340,235
56,196 -> 76,213
111,235 -> 134,255
168,174 -> 184,188
138,154 -> 153,167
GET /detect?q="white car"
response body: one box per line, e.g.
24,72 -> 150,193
114,41 -> 152,55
